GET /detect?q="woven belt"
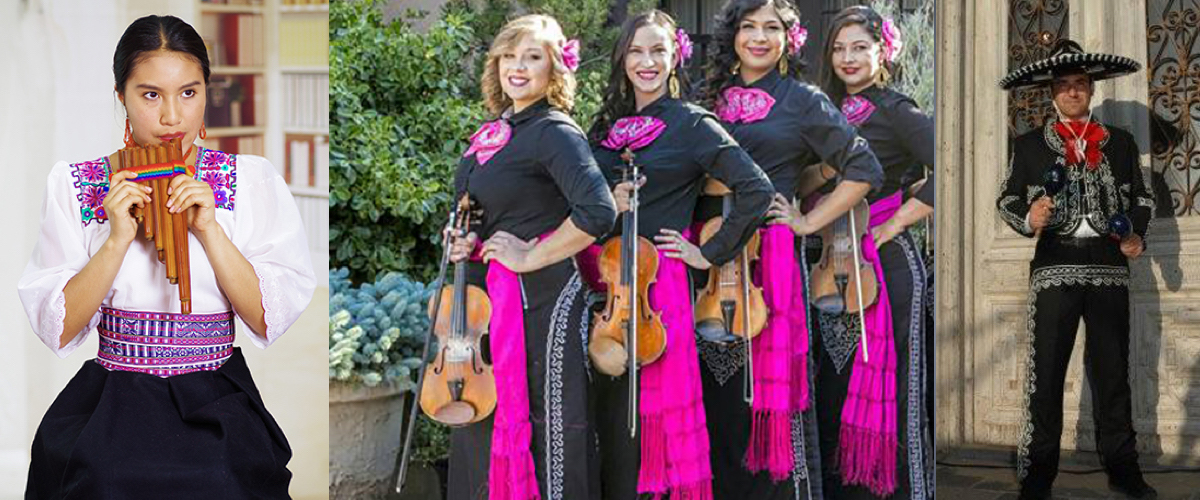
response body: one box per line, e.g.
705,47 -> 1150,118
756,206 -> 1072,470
96,308 -> 235,377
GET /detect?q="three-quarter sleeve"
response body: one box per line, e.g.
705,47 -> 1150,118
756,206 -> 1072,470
541,122 -> 618,238
228,155 -> 317,348
891,98 -> 936,207
997,141 -> 1036,237
692,115 -> 773,265
18,163 -> 99,357
799,91 -> 884,191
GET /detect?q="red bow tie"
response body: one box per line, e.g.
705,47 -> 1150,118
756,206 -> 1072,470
1054,120 -> 1106,170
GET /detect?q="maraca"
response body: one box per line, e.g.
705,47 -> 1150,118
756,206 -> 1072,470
1108,213 -> 1132,241
1043,164 -> 1067,196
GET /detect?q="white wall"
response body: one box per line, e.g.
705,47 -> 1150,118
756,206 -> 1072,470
0,1 -> 328,499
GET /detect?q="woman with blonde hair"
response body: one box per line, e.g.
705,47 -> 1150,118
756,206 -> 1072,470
444,13 -> 617,500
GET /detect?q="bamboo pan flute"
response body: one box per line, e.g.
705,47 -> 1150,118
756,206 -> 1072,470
107,137 -> 192,314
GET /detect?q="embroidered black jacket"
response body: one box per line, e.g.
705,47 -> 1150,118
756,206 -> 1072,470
590,95 -> 774,266
997,120 -> 1154,240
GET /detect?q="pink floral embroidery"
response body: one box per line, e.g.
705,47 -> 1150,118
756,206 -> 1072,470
80,162 -> 107,183
463,120 -> 513,165
716,87 -> 776,124
841,95 -> 876,126
600,116 -> 667,151
881,17 -> 902,62
70,158 -> 110,226
71,148 -> 236,228
676,29 -> 693,66
196,148 -> 237,211
562,39 -> 581,73
202,171 -> 227,189
787,24 -> 808,55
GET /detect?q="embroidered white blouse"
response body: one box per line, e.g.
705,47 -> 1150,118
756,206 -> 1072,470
18,147 -> 316,358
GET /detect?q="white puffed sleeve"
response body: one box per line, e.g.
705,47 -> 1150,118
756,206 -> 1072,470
18,162 -> 102,357
229,155 -> 316,348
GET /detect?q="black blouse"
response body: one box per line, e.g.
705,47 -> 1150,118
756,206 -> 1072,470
842,85 -> 936,206
717,69 -> 884,198
454,100 -> 617,242
590,95 -> 773,266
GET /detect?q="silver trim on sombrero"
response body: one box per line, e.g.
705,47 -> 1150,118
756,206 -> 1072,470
999,52 -> 1140,90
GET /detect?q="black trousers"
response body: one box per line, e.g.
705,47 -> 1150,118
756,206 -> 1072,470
1019,237 -> 1139,491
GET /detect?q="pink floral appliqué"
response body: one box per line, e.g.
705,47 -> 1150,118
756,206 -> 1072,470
881,17 -> 903,63
841,95 -> 877,126
463,120 -> 513,165
561,39 -> 581,73
716,87 -> 777,124
788,24 -> 808,55
676,29 -> 693,66
600,116 -> 667,151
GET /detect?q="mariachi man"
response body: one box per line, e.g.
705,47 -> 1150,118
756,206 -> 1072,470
996,39 -> 1156,500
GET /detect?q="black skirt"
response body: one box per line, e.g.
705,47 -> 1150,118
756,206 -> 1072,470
26,347 -> 292,499
447,259 -> 597,500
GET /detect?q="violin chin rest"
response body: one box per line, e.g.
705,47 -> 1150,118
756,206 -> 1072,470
812,295 -> 846,315
588,337 -> 629,377
434,402 -> 478,426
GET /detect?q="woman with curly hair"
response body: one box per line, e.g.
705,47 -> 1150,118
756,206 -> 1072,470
697,0 -> 885,498
444,13 -> 617,500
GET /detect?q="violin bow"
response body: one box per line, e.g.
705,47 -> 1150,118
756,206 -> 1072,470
848,200 -> 870,363
395,197 -> 463,493
742,229 -> 755,405
623,148 -> 640,439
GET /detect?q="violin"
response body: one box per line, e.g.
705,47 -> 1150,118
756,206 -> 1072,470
694,178 -> 768,403
810,200 -> 878,331
694,178 -> 767,343
590,149 -> 666,436
418,195 -> 496,426
809,200 -> 878,361
397,196 -> 494,492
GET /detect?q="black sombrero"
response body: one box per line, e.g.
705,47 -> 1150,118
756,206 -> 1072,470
999,39 -> 1140,90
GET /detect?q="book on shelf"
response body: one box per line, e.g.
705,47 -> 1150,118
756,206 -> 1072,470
288,138 -> 310,188
208,136 -> 264,157
200,13 -> 263,67
283,73 -> 329,131
314,136 -> 329,191
286,135 -> 330,189
206,75 -> 261,128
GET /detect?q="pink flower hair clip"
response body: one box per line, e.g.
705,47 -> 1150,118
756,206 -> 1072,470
787,23 -> 808,55
880,17 -> 902,63
675,28 -> 693,67
561,38 -> 581,73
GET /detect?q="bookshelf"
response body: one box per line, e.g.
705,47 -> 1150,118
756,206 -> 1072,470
196,0 -> 329,279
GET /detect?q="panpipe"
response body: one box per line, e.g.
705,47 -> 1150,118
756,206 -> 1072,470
107,137 -> 193,314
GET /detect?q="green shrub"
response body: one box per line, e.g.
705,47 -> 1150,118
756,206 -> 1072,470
330,0 -> 484,284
